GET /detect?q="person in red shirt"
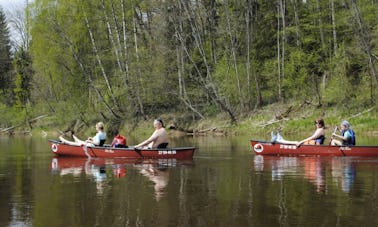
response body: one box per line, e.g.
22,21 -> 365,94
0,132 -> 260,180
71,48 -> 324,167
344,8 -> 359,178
111,130 -> 127,148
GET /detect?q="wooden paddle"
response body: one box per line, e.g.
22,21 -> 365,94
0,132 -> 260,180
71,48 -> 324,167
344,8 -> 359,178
133,146 -> 143,157
329,126 -> 338,145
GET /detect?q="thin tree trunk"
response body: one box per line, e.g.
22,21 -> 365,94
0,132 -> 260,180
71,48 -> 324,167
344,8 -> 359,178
279,0 -> 286,102
209,0 -> 217,65
74,40 -> 120,119
277,3 -> 282,101
331,0 -> 337,53
51,15 -> 120,119
245,0 -> 261,110
118,0 -> 140,112
180,0 -> 236,124
177,40 -> 204,119
101,0 -> 122,73
351,0 -> 378,90
132,10 -> 146,118
110,0 -> 139,114
171,4 -> 205,119
245,0 -> 252,109
121,0 -> 130,82
173,4 -> 204,119
224,1 -> 243,109
316,0 -> 325,52
292,0 -> 301,47
82,5 -> 118,108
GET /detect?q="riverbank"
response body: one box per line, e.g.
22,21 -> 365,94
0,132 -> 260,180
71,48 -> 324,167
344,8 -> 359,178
128,103 -> 378,139
2,103 -> 378,140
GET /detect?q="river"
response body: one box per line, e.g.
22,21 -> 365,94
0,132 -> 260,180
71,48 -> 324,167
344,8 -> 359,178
1,134 -> 378,227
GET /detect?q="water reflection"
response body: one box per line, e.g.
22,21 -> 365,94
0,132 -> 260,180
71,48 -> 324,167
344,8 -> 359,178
51,157 -> 129,178
303,157 -> 326,193
135,163 -> 170,201
331,158 -> 356,193
253,155 -> 357,193
51,157 -> 193,199
51,157 -> 129,194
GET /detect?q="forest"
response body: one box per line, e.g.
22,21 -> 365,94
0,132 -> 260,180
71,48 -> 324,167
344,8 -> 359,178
0,0 -> 377,135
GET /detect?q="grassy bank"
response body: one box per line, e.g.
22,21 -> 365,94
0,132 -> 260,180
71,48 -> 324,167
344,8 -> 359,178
3,102 -> 378,141
126,103 -> 378,140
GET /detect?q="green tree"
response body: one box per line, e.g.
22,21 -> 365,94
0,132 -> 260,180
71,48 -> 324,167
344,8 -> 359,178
13,48 -> 33,107
0,7 -> 14,105
23,0 -> 378,130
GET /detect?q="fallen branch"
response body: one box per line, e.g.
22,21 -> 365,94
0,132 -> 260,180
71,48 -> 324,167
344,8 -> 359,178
196,127 -> 217,133
1,125 -> 18,133
349,107 -> 375,119
259,118 -> 289,127
29,114 -> 49,123
275,106 -> 293,120
0,114 -> 49,134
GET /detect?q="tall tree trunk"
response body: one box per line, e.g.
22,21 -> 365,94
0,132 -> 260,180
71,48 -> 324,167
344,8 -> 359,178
101,0 -> 122,72
245,0 -> 252,109
245,0 -> 262,110
224,1 -> 243,110
180,0 -> 237,124
331,0 -> 337,53
173,3 -> 204,119
118,0 -> 139,112
209,0 -> 217,65
277,3 -> 282,102
51,13 -> 120,119
316,0 -> 325,52
279,0 -> 286,102
82,5 -> 119,109
292,0 -> 301,48
351,0 -> 378,91
66,33 -> 120,119
108,0 -> 140,115
132,9 -> 146,119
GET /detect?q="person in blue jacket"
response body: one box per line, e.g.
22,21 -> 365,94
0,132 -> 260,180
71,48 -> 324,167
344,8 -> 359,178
330,120 -> 356,146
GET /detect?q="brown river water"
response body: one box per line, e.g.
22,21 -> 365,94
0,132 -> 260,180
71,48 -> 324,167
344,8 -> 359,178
1,134 -> 378,227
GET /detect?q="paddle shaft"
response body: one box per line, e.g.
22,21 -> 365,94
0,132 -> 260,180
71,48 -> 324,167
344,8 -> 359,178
134,147 -> 143,157
329,126 -> 338,145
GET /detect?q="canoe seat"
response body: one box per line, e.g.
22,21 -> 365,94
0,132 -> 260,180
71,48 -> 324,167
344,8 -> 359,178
316,135 -> 325,145
157,143 -> 168,148
99,139 -> 106,146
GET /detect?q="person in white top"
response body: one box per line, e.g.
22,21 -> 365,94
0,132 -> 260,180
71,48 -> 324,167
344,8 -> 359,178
135,119 -> 169,149
59,122 -> 106,147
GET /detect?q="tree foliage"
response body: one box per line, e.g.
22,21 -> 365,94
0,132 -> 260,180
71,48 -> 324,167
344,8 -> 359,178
0,7 -> 14,106
6,0 -> 377,127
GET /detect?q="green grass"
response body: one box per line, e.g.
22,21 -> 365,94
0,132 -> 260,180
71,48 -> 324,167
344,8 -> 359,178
6,101 -> 378,139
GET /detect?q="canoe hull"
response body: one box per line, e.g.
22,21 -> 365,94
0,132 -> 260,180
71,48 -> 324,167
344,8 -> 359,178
250,140 -> 378,157
49,140 -> 195,159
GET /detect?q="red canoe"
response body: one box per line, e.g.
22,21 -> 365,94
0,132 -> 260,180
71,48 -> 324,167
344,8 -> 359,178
49,139 -> 196,159
250,139 -> 378,157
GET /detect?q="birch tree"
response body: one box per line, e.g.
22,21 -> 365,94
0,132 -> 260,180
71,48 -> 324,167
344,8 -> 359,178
179,0 -> 236,123
350,0 -> 378,89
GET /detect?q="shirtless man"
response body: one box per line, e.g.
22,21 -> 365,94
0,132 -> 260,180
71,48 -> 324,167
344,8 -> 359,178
135,118 -> 169,149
